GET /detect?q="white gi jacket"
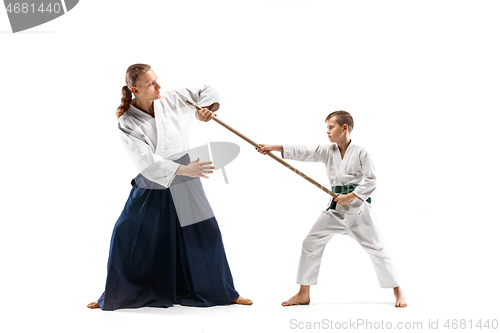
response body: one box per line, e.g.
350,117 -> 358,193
117,86 -> 220,188
282,142 -> 377,214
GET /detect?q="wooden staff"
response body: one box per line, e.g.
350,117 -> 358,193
186,99 -> 338,198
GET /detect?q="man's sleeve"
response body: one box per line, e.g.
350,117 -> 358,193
118,122 -> 180,188
175,85 -> 220,119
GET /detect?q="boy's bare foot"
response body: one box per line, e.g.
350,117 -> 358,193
281,293 -> 311,306
231,296 -> 253,305
394,286 -> 407,308
282,286 -> 311,306
87,301 -> 100,309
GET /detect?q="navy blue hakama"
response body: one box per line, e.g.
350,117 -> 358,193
97,155 -> 239,310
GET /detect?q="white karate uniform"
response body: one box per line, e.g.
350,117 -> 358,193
282,142 -> 399,288
117,85 -> 220,226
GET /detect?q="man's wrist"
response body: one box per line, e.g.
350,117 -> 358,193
176,165 -> 186,176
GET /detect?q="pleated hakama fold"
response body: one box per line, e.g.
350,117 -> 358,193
97,155 -> 239,310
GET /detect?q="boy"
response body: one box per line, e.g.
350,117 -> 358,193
257,111 -> 406,307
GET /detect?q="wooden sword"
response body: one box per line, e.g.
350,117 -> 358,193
185,99 -> 337,198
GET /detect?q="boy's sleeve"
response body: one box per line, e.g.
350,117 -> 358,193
282,144 -> 330,163
352,149 -> 377,201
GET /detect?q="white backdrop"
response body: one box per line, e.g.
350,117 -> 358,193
1,1 -> 499,332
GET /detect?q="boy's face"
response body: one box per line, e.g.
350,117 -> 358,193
326,117 -> 348,143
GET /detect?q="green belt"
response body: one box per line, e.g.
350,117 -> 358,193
326,184 -> 371,211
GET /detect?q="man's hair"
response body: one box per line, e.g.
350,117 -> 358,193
325,110 -> 354,132
117,63 -> 152,119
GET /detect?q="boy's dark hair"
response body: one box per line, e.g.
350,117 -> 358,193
325,110 -> 354,132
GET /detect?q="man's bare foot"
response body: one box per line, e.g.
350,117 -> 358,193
87,301 -> 100,309
231,296 -> 253,305
394,286 -> 407,308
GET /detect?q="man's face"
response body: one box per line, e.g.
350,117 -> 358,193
133,70 -> 161,101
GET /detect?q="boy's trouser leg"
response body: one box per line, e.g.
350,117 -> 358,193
346,205 -> 399,288
296,210 -> 347,285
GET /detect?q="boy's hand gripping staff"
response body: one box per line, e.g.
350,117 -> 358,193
185,99 -> 338,198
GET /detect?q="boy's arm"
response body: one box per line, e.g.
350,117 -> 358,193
334,192 -> 359,206
283,145 -> 330,163
256,144 -> 284,156
257,144 -> 329,163
352,149 -> 377,201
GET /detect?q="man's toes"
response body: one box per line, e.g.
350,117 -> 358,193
87,301 -> 99,309
233,296 -> 253,305
240,297 -> 253,305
